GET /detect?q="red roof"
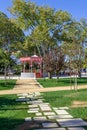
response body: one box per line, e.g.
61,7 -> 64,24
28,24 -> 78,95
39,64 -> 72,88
20,55 -> 42,62
20,57 -> 31,62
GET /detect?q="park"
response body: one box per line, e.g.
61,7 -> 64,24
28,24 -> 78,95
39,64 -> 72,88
0,0 -> 87,130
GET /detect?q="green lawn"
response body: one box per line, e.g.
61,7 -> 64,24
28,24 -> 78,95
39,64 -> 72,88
0,94 -> 28,130
0,79 -> 16,90
42,89 -> 87,120
37,77 -> 87,87
0,78 -> 87,129
38,78 -> 87,127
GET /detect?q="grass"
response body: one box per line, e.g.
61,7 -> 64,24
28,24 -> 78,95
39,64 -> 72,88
37,77 -> 87,122
38,77 -> 87,124
37,77 -> 87,87
0,79 -> 16,90
0,78 -> 87,129
0,94 -> 28,130
42,89 -> 87,120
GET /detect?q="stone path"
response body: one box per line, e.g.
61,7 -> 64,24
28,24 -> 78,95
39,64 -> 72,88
12,79 -> 87,130
0,79 -> 87,129
16,92 -> 87,130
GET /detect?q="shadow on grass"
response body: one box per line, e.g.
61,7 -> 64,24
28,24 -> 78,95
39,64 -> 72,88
0,117 -> 24,130
0,95 -> 28,110
0,117 -> 57,130
0,117 -> 87,130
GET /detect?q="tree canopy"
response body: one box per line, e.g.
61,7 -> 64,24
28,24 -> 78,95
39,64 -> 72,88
1,0 -> 87,77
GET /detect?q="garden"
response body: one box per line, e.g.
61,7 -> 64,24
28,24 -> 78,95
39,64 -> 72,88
0,78 -> 87,129
0,0 -> 87,129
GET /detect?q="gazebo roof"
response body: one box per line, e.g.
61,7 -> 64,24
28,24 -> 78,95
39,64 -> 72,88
20,55 -> 42,62
31,55 -> 42,62
20,57 -> 31,62
31,54 -> 38,57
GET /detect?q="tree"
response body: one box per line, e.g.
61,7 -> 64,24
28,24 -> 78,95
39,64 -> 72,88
0,11 -> 25,78
62,20 -> 86,76
9,0 -> 72,56
62,21 -> 87,90
0,49 -> 16,80
0,11 -> 25,52
43,46 -> 65,79
9,0 -> 87,82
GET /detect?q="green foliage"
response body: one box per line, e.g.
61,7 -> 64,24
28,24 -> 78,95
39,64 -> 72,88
9,0 -> 87,73
0,11 -> 25,49
0,11 -> 25,77
10,0 -> 73,56
0,49 -> 9,65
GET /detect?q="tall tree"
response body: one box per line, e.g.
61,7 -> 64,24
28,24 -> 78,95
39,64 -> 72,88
0,11 -> 25,52
0,11 -> 25,78
43,46 -> 65,79
9,0 -> 72,56
62,21 -> 86,77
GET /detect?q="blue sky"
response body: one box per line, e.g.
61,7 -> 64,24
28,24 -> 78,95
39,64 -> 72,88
0,0 -> 87,21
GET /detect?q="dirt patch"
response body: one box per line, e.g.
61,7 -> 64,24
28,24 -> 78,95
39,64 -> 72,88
14,122 -> 41,130
71,101 -> 87,108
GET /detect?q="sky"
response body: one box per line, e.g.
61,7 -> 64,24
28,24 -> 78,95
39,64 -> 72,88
0,0 -> 87,21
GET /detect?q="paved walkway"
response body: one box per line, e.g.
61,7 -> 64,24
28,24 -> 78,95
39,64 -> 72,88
0,79 -> 87,95
0,78 -> 87,130
14,87 -> 87,130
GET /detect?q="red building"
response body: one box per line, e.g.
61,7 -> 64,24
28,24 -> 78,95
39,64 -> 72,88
20,55 -> 42,78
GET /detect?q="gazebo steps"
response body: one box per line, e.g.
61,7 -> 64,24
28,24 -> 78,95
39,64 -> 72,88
20,72 -> 36,79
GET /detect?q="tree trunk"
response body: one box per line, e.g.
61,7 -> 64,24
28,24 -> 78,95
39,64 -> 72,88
74,73 -> 78,90
48,72 -> 52,79
4,65 -> 7,85
78,70 -> 81,78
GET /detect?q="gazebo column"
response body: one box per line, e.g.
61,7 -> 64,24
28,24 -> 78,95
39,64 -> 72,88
23,62 -> 25,72
30,60 -> 32,73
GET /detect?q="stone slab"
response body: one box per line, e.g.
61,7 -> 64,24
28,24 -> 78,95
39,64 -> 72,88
43,112 -> 56,116
22,93 -> 29,96
27,95 -> 34,97
34,92 -> 41,96
39,103 -> 49,106
56,118 -> 87,127
33,116 -> 47,121
39,105 -> 52,111
42,122 -> 58,128
28,104 -> 38,108
41,107 -> 52,111
25,117 -> 32,121
26,101 -> 31,104
58,107 -> 69,110
18,96 -> 25,98
55,110 -> 69,115
68,127 -> 86,130
53,107 -> 58,110
31,100 -> 43,104
48,114 -> 73,119
36,112 -> 42,116
22,102 -> 26,104
28,110 -> 38,113
29,108 -> 39,111
17,93 -> 28,96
